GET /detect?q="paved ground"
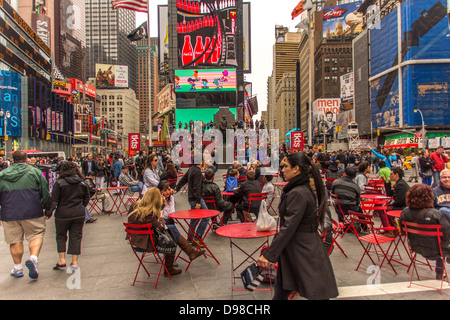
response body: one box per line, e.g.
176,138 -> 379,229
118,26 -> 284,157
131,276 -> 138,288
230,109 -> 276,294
0,168 -> 449,301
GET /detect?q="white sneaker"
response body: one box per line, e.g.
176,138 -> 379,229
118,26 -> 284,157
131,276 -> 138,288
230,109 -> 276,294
10,268 -> 24,278
25,259 -> 38,280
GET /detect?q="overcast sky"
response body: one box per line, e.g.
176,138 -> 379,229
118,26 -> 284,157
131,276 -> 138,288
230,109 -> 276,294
136,1 -> 301,120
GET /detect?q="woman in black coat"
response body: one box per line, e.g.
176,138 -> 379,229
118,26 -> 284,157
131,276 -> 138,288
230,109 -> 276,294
257,152 -> 339,300
47,161 -> 90,269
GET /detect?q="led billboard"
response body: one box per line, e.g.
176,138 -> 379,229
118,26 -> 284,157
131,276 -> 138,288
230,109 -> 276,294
174,69 -> 236,92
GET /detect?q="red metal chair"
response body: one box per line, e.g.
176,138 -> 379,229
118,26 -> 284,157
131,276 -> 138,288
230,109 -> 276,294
177,172 -> 188,195
402,221 -> 449,295
329,220 -> 348,258
123,223 -> 173,288
244,193 -> 268,222
125,186 -> 144,209
167,178 -> 177,187
349,211 -> 398,275
329,193 -> 356,237
88,192 -> 103,215
361,199 -> 391,228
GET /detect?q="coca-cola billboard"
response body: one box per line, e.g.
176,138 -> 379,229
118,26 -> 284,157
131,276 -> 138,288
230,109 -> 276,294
177,0 -> 239,69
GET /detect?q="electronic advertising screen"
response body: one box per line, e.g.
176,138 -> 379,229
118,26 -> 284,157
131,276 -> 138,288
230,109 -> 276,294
177,0 -> 241,69
174,68 -> 236,93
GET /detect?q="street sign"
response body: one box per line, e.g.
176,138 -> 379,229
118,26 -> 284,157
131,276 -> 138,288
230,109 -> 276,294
100,130 -> 110,134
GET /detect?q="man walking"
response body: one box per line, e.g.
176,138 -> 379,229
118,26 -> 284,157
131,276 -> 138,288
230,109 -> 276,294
430,146 -> 449,188
0,151 -> 51,279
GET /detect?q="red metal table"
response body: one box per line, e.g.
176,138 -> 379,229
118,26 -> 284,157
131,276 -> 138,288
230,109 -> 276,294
221,191 -> 234,196
106,187 -> 129,216
386,210 -> 412,269
273,182 -> 287,198
361,194 -> 392,200
216,223 -> 278,299
169,209 -> 221,271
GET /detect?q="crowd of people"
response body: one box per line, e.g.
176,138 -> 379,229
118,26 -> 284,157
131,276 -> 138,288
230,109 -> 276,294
1,144 -> 450,300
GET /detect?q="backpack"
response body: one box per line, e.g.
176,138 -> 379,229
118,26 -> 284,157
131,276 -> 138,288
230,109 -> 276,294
110,178 -> 118,188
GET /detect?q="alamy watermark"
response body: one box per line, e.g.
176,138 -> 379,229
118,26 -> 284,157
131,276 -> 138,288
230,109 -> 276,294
170,122 -> 280,172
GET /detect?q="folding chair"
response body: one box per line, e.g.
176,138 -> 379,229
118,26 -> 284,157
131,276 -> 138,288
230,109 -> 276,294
88,192 -> 103,215
125,187 -> 144,209
244,193 -> 268,222
329,193 -> 356,237
178,172 -> 188,195
266,194 -> 277,215
402,221 -> 449,295
123,223 -> 173,288
361,199 -> 391,228
329,220 -> 348,258
364,185 -> 383,195
349,211 -> 398,275
167,178 -> 177,188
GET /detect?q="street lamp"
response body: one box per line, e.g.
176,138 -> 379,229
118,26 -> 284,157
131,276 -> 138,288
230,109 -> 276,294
414,109 -> 426,148
0,108 -> 11,158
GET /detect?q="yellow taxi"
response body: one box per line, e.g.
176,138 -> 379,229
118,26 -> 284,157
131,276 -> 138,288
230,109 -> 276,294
403,156 -> 412,170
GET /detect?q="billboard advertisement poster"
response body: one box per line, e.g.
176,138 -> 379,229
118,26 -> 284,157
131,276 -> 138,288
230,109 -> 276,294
323,1 -> 363,39
95,64 -> 129,88
340,72 -> 354,102
291,131 -> 304,152
0,70 -> 22,137
128,133 -> 141,152
313,98 -> 341,136
177,0 -> 241,69
174,69 -> 236,92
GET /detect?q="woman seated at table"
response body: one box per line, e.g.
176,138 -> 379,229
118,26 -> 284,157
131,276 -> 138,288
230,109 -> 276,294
158,180 -> 205,260
127,187 -> 203,277
142,153 -> 161,194
400,184 -> 450,280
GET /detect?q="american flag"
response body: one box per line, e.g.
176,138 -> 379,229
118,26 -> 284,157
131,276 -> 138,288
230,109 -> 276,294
112,0 -> 148,13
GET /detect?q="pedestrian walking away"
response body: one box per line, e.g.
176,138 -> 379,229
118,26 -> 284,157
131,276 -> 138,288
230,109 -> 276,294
0,151 -> 51,280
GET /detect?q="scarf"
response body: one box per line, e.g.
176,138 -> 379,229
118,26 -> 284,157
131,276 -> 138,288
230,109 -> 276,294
282,173 -> 312,195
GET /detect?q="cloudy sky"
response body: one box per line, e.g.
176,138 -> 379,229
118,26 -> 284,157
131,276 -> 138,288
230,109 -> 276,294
136,0 -> 302,120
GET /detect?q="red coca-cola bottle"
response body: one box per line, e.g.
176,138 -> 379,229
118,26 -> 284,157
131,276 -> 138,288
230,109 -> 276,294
211,36 -> 218,63
204,37 -> 212,63
194,36 -> 204,66
182,35 -> 194,66
187,1 -> 192,12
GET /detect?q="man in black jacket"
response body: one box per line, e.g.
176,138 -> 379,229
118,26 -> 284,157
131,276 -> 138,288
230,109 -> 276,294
81,154 -> 97,177
175,161 -> 209,244
233,170 -> 262,222
386,167 -> 410,210
331,166 -> 362,223
203,169 -> 234,228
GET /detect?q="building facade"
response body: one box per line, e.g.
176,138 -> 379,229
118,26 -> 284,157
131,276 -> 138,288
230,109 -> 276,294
85,0 -> 137,91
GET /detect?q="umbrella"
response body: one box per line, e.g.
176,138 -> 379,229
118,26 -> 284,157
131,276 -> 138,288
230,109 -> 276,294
7,150 -> 42,154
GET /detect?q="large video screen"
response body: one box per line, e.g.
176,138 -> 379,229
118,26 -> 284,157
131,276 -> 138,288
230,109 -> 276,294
175,69 -> 236,92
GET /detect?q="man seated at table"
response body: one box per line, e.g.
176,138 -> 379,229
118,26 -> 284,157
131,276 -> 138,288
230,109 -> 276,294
85,172 -> 113,215
203,169 -> 234,230
331,166 -> 363,225
118,166 -> 144,194
386,167 -> 410,211
233,170 -> 262,222
433,169 -> 450,219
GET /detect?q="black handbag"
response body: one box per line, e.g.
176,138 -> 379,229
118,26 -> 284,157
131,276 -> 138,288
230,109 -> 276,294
421,169 -> 433,179
154,228 -> 177,256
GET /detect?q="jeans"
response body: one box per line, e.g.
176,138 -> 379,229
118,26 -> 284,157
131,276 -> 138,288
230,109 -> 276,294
188,199 -> 210,240
432,171 -> 441,188
129,181 -> 143,193
439,207 -> 450,220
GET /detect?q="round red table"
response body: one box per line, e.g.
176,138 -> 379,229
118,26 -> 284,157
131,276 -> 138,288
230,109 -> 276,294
273,182 -> 287,197
216,223 -> 278,298
361,194 -> 392,200
169,209 -> 221,271
106,186 -> 129,216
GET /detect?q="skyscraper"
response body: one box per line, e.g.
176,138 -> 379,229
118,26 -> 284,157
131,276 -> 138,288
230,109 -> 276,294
85,0 -> 137,90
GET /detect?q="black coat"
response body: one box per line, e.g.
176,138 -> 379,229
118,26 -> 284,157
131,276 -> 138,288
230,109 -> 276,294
233,179 -> 262,214
263,176 -> 339,300
49,176 -> 90,220
386,179 -> 410,210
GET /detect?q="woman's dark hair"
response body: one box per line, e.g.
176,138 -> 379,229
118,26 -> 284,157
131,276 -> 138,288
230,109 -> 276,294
58,161 -> 84,180
379,160 -> 386,168
165,162 -> 177,178
357,162 -> 369,173
144,153 -> 157,172
158,180 -> 171,192
406,184 -> 434,209
285,152 -> 327,226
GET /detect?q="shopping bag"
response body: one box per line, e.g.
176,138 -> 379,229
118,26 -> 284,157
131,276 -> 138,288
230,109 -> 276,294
256,200 -> 277,232
240,263 -> 264,291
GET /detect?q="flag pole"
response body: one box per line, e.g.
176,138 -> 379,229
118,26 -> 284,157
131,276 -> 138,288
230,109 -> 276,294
147,0 -> 153,149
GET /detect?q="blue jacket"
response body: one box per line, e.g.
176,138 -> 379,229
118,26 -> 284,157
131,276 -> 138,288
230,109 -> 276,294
225,177 -> 238,192
370,148 -> 397,169
113,160 -> 122,179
